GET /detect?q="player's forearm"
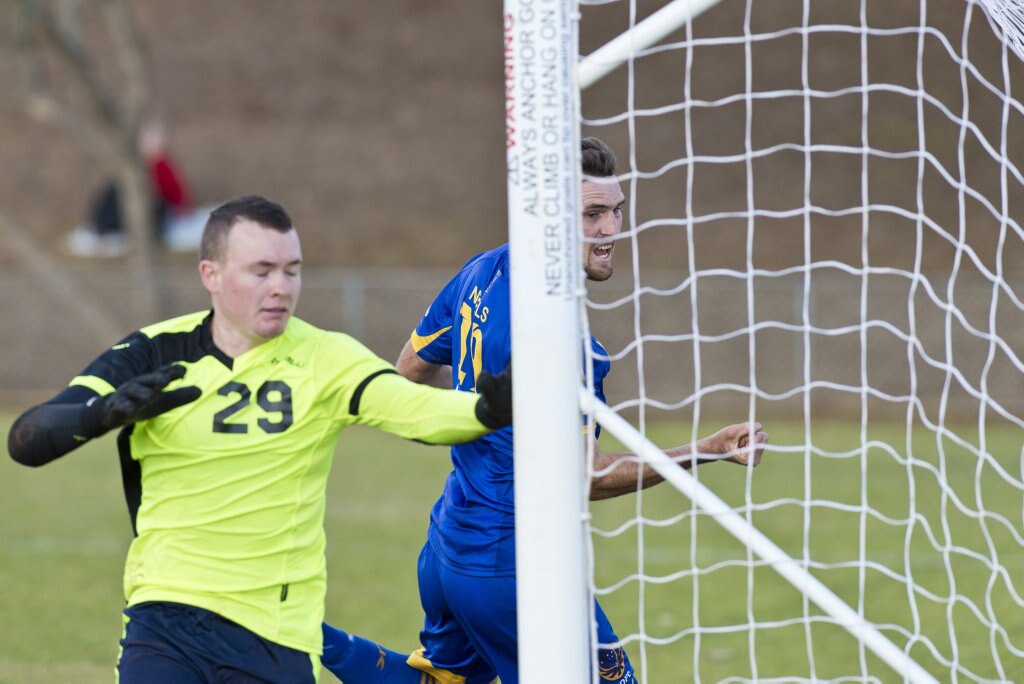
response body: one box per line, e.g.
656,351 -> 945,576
590,453 -> 664,500
7,398 -> 108,467
589,444 -> 698,500
355,372 -> 491,444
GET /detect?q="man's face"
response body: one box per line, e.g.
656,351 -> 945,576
581,176 -> 625,282
202,218 -> 302,345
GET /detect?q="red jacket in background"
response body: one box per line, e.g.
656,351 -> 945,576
150,156 -> 191,214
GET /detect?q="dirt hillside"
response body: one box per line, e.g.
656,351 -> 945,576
1,1 -> 1019,407
0,1 -> 1010,271
0,1 -> 511,267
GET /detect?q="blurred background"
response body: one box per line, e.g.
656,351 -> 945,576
0,1 -> 511,404
2,0 -> 1022,421
1,1 -> 1021,421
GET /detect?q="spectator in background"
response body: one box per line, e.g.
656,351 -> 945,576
66,120 -> 197,257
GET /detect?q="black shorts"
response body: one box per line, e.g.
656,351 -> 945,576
117,601 -> 317,683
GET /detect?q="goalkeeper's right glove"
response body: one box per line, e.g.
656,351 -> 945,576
89,363 -> 202,430
474,363 -> 512,429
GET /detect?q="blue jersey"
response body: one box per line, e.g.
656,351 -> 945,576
411,244 -> 610,576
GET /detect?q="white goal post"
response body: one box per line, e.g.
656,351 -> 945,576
509,1 -> 1024,682
505,2 -> 590,682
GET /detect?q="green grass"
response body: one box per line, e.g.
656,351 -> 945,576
1,415 -> 1022,682
591,419 -> 1024,682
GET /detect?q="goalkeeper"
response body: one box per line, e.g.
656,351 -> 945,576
7,195 -> 512,683
320,138 -> 768,683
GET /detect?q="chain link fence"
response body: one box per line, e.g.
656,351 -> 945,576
3,265 -> 1021,422
0,265 -> 452,403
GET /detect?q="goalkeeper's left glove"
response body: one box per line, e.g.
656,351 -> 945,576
475,363 -> 512,429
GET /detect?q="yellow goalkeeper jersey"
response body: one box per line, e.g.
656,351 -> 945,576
68,310 -> 487,654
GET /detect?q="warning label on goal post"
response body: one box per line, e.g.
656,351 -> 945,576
503,0 -> 580,301
504,7 -> 591,679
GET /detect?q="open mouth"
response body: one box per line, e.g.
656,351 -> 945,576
593,243 -> 614,259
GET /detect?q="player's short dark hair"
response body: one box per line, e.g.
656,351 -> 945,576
200,195 -> 294,261
581,137 -> 617,178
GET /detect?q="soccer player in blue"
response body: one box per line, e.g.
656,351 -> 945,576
320,138 -> 768,683
7,195 -> 512,683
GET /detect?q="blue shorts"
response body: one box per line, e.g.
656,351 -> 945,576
116,601 -> 317,683
413,542 -> 636,684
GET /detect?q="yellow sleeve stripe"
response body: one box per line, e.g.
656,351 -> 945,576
406,648 -> 467,684
69,375 -> 117,396
410,326 -> 452,352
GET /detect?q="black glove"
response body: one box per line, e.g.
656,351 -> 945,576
475,363 -> 512,429
96,364 -> 202,430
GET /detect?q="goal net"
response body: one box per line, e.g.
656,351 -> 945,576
508,1 -> 1024,682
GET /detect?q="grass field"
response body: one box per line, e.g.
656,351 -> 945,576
588,419 -> 1024,682
1,415 -> 1021,682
